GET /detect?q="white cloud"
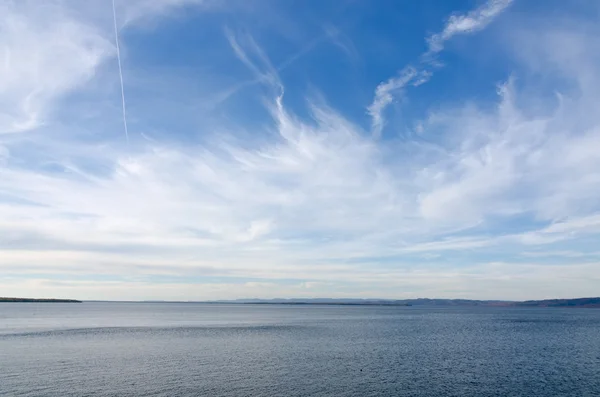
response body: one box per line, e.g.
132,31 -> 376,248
0,0 -> 207,135
368,0 -> 513,137
2,260 -> 599,301
521,251 -> 597,259
516,214 -> 600,245
3,61 -> 600,297
119,0 -> 207,26
426,0 -> 513,54
0,1 -> 114,133
0,145 -> 9,164
367,67 -> 419,138
1,0 -> 600,300
225,28 -> 284,96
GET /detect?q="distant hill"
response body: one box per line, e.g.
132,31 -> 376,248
0,297 -> 82,303
209,297 -> 600,307
3,297 -> 597,307
513,297 -> 600,308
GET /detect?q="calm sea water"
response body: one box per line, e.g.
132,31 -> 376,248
1,303 -> 599,396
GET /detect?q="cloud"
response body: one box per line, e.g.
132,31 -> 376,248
517,214 -> 600,245
2,260 -> 599,301
368,0 -> 513,137
225,28 -> 280,87
3,55 -> 600,298
322,24 -> 359,61
118,0 -> 210,27
426,0 -> 514,55
0,145 -> 9,164
1,0 -> 600,300
0,1 -> 114,134
213,25 -> 352,110
367,67 -> 420,138
0,0 -> 208,135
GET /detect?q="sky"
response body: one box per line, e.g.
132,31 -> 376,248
1,0 -> 600,301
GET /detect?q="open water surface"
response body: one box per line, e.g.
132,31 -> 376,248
1,302 -> 599,396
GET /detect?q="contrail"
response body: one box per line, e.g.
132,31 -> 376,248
112,0 -> 129,143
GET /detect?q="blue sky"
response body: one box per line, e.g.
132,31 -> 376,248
1,0 -> 600,300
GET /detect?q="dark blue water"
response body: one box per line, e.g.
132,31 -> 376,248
1,303 -> 599,396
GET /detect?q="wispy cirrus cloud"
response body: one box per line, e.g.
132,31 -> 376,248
224,27 -> 283,95
0,0 -> 212,135
425,0 -> 514,55
368,0 -> 514,138
0,1 -> 113,134
118,0 -> 209,26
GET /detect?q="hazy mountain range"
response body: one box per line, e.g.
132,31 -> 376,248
3,297 -> 599,307
207,297 -> 600,307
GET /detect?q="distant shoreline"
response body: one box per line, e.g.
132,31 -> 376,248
203,297 -> 600,308
3,297 -> 599,307
0,297 -> 82,303
114,297 -> 600,308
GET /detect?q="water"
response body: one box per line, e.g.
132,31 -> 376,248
1,303 -> 599,396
